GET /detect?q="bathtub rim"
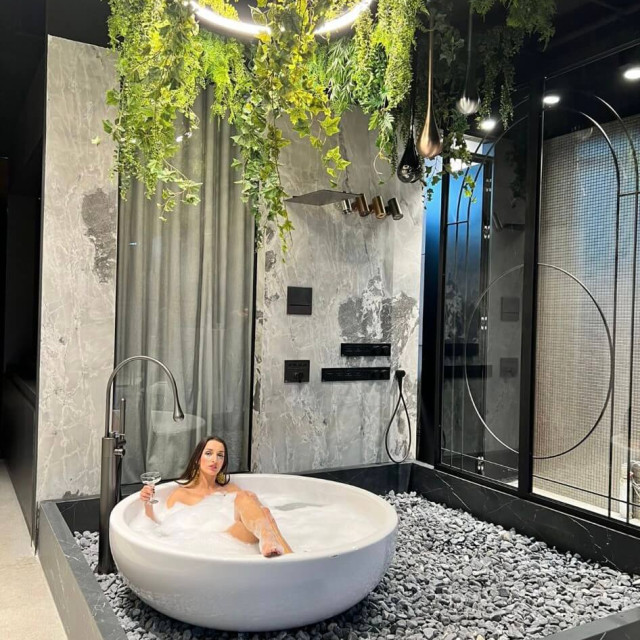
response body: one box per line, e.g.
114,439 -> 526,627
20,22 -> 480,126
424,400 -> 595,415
110,473 -> 398,564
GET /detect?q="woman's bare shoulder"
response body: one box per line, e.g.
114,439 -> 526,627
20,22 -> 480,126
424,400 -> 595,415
166,486 -> 194,508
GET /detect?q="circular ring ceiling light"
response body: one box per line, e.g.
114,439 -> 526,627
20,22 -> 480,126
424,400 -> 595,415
190,0 -> 373,38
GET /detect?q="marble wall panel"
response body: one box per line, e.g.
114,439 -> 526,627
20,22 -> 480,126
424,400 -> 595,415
251,110 -> 424,473
37,37 -> 117,501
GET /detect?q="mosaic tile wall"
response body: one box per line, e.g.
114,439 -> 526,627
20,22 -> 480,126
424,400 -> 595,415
534,114 -> 640,518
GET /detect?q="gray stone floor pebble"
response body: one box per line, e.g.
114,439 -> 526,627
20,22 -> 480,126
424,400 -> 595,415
75,491 -> 640,640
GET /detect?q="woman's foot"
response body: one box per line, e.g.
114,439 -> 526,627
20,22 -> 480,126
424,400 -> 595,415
262,507 -> 293,554
258,527 -> 285,557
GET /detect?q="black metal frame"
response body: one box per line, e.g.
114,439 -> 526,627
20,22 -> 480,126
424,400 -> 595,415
517,78 -> 544,497
417,74 -> 640,539
417,169 -> 448,466
245,247 -> 259,472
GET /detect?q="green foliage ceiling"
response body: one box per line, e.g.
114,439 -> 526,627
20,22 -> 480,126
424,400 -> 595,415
104,0 -> 556,250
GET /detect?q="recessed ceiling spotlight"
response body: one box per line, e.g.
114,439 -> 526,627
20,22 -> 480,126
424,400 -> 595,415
479,118 -> 497,132
543,94 -> 561,106
623,66 -> 640,81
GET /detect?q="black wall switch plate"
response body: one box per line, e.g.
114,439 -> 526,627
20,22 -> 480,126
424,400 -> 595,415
284,360 -> 310,383
287,287 -> 312,315
321,367 -> 391,382
341,343 -> 391,357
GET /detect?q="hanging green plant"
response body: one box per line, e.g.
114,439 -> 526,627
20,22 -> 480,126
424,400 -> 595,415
472,0 -> 555,124
105,0 -> 205,218
103,0 -> 556,251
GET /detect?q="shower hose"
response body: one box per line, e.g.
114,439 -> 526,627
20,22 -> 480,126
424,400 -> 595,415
384,370 -> 412,464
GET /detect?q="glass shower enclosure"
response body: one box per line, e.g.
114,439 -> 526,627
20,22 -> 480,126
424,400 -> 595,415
428,47 -> 640,532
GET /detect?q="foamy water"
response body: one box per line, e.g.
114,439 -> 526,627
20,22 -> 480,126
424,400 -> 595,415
129,491 -> 376,557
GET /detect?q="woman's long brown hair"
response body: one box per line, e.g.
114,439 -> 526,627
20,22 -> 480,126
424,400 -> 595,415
176,436 -> 230,486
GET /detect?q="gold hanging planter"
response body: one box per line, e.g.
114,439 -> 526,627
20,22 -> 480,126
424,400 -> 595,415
417,13 -> 443,159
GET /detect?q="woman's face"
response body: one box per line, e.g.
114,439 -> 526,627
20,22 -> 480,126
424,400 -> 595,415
199,439 -> 226,479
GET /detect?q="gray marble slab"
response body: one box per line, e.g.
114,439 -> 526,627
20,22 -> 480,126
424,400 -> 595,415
251,109 -> 424,473
37,36 -> 117,501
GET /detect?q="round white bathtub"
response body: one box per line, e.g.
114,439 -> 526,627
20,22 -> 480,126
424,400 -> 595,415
110,474 -> 397,632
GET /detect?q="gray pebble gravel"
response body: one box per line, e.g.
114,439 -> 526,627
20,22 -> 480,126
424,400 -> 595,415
75,491 -> 640,640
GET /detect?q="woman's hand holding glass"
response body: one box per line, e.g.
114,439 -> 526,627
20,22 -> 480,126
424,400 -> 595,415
140,471 -> 162,504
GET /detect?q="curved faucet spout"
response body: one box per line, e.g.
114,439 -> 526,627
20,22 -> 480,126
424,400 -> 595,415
98,355 -> 184,574
104,355 -> 184,438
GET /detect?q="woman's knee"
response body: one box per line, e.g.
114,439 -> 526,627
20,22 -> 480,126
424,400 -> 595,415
235,490 -> 257,504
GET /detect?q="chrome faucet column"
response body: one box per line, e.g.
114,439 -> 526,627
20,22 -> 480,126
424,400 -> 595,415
97,355 -> 184,574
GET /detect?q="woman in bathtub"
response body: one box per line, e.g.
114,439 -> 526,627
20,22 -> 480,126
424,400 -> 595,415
140,436 -> 292,557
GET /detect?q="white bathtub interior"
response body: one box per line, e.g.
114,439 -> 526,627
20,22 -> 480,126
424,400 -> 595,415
125,475 -> 394,557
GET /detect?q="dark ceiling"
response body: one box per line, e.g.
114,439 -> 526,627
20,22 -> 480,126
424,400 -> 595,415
0,0 -> 638,168
0,0 -> 45,160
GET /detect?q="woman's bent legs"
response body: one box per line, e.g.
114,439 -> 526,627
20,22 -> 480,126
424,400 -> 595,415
226,491 -> 292,557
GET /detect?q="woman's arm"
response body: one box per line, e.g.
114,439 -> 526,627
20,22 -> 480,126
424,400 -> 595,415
140,485 -> 192,521
140,485 -> 159,523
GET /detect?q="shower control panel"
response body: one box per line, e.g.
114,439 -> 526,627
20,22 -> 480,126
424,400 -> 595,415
341,343 -> 391,357
284,360 -> 310,383
321,367 -> 391,382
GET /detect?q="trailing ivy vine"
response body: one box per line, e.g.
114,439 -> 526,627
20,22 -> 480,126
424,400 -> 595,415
104,0 -> 556,251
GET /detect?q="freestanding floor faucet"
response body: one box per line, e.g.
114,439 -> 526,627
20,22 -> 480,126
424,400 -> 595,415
97,355 -> 184,574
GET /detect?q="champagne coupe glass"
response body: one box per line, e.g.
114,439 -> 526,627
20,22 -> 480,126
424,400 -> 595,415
140,471 -> 162,504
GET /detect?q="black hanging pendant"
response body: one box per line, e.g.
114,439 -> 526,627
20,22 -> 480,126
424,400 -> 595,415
397,130 -> 422,183
397,47 -> 423,183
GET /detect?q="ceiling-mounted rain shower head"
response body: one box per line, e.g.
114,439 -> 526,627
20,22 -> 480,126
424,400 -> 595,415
285,189 -> 360,207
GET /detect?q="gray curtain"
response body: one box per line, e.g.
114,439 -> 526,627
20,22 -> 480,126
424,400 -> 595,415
115,87 -> 254,484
